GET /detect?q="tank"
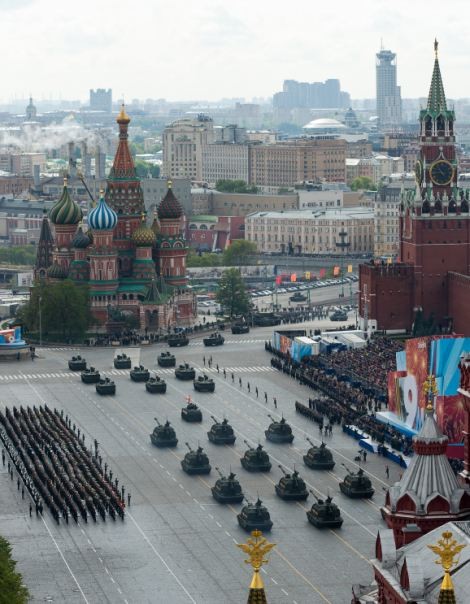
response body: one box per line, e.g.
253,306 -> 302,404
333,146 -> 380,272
303,439 -> 335,470
68,355 -> 87,371
150,418 -> 178,447
114,353 -> 131,369
207,416 -> 236,445
146,376 -> 167,394
95,377 -> 116,395
265,415 -> 294,444
231,322 -> 250,334
203,332 -> 225,347
237,498 -> 273,532
275,465 -> 309,501
339,465 -> 374,499
306,491 -> 343,528
240,441 -> 271,472
289,292 -> 307,302
194,374 -> 215,393
81,367 -> 100,384
157,351 -> 176,367
175,363 -> 196,380
181,443 -> 211,475
168,333 -> 189,347
130,365 -> 150,382
211,468 -> 244,503
181,400 -> 203,423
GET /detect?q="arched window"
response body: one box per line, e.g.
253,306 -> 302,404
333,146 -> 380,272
199,224 -> 208,230
189,224 -> 197,230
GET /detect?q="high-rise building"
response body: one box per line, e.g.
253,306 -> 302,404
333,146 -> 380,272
162,115 -> 215,181
89,88 -> 112,113
202,143 -> 250,184
273,79 -> 350,110
376,48 -> 402,127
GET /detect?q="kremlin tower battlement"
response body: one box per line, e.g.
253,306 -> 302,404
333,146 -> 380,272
35,105 -> 196,331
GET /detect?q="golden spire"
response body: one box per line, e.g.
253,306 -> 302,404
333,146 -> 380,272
423,373 -> 438,411
167,179 -> 173,189
117,103 -> 130,123
434,38 -> 439,58
141,212 -> 146,222
237,530 -> 275,593
63,176 -> 68,187
428,530 -> 465,594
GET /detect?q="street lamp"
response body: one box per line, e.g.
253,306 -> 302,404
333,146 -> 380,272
335,229 -> 350,298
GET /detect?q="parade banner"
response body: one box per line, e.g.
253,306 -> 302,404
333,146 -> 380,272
333,266 -> 340,276
347,265 -> 353,273
319,268 -> 326,278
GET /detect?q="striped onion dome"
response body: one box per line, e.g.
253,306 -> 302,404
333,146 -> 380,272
49,178 -> 83,225
157,181 -> 183,220
72,225 -> 91,248
47,262 -> 68,279
132,215 -> 156,247
88,192 -> 118,230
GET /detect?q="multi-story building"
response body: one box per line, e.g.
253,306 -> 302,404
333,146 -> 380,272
376,48 -> 402,126
89,89 -> 112,113
249,138 -> 346,190
210,191 -> 298,216
245,207 -> 374,255
346,157 -> 381,185
273,79 -> 350,110
201,142 -> 250,184
0,198 -> 54,244
0,153 -> 46,177
162,115 -> 215,180
0,175 -> 33,196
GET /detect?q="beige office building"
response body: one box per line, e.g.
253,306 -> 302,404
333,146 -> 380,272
245,207 -> 374,255
202,143 -> 250,184
162,116 -> 215,180
248,138 -> 346,189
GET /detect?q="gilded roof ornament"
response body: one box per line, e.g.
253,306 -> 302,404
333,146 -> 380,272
428,530 -> 466,593
237,530 -> 275,590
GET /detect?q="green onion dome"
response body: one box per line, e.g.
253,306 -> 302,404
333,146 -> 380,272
49,178 -> 83,225
132,215 -> 156,247
47,262 -> 68,279
72,225 -> 91,248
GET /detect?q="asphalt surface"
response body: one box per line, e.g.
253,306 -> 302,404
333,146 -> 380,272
0,322 -> 395,604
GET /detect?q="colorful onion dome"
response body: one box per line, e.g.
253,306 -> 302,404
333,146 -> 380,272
47,262 -> 68,279
49,178 -> 83,225
72,225 -> 91,248
132,214 -> 156,247
157,181 -> 183,220
88,191 -> 118,230
117,103 -> 130,125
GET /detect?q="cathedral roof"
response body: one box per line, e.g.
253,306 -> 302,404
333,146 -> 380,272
108,104 -> 137,180
49,179 -> 83,225
47,262 -> 68,279
88,192 -> 118,230
158,182 -> 183,220
72,225 -> 91,248
387,406 -> 467,515
427,40 -> 447,114
132,215 -> 156,247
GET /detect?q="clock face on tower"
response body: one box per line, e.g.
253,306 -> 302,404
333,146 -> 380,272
430,160 -> 454,186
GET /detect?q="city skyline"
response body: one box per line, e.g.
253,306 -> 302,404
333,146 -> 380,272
1,0 -> 470,103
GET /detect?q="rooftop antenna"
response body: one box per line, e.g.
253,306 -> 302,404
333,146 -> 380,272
380,37 -> 384,51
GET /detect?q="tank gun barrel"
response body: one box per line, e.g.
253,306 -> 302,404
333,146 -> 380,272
309,489 -> 320,502
278,464 -> 288,476
243,440 -> 254,450
154,417 -> 161,426
185,442 -> 192,451
267,414 -> 275,422
306,438 -> 315,447
341,463 -> 351,473
215,467 -> 223,478
211,415 -> 218,424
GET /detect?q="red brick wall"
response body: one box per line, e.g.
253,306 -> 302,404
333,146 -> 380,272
448,272 -> 470,336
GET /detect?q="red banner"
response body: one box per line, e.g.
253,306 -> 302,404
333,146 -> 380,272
319,268 -> 326,278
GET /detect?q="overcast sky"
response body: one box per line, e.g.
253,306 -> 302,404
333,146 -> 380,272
1,0 -> 469,103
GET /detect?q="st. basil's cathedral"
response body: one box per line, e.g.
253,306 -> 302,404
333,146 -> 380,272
35,105 -> 196,331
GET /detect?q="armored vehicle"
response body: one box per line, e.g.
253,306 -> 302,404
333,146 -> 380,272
150,418 -> 178,448
114,354 -> 131,369
181,400 -> 203,423
237,498 -> 273,532
130,365 -> 150,382
339,465 -> 374,499
265,415 -> 294,444
275,466 -> 309,501
68,355 -> 87,371
81,367 -> 100,384
231,322 -> 250,334
157,351 -> 176,367
207,416 -> 236,445
330,310 -> 348,322
203,332 -> 225,347
303,439 -> 335,470
290,292 -> 307,302
168,333 -> 189,347
211,468 -> 244,503
240,441 -> 271,472
146,376 -> 167,394
306,492 -> 343,528
175,363 -> 196,380
194,374 -> 215,393
96,377 -> 116,395
181,443 -> 211,475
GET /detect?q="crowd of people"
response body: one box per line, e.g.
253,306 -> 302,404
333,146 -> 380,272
0,405 -> 126,524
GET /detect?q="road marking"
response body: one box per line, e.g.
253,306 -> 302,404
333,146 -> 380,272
271,578 -> 278,585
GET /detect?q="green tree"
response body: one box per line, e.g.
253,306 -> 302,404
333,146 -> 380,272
0,535 -> 29,604
215,268 -> 251,318
350,176 -> 377,191
134,160 -> 160,179
18,280 -> 92,343
215,179 -> 259,194
0,246 -> 36,267
222,240 -> 257,266
186,251 -> 222,268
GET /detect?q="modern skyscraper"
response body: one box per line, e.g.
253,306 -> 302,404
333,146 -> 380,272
376,48 -> 402,127
89,88 -> 112,113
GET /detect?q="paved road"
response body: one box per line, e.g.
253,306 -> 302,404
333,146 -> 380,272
0,324 -> 393,604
